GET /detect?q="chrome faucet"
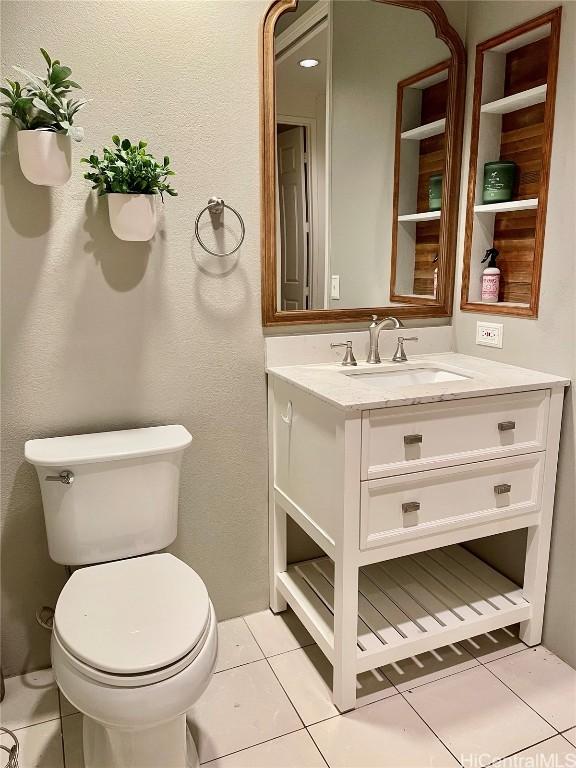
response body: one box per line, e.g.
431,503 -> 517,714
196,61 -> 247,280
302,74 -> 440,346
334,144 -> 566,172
392,336 -> 419,363
367,315 -> 402,364
330,341 -> 357,366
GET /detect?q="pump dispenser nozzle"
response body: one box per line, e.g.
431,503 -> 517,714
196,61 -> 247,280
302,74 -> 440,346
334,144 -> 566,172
482,247 -> 499,268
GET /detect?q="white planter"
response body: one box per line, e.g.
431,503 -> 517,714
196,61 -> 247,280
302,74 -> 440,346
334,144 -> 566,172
17,131 -> 72,186
107,193 -> 157,241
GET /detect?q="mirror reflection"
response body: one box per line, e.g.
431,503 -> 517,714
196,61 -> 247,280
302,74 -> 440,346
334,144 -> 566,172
274,0 -> 451,311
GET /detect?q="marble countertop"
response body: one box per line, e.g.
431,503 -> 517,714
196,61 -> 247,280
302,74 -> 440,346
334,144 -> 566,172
266,353 -> 570,411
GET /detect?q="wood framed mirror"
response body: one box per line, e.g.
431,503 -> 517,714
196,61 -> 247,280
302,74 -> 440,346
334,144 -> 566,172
261,0 -> 466,326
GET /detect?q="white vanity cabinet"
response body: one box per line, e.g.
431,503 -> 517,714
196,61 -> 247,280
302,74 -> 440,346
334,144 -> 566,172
267,357 -> 567,712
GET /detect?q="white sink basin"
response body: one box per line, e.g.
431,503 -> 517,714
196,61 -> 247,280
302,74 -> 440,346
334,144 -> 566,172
342,367 -> 470,389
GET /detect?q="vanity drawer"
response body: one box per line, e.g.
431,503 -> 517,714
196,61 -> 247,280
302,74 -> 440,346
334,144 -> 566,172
360,453 -> 544,549
361,390 -> 549,479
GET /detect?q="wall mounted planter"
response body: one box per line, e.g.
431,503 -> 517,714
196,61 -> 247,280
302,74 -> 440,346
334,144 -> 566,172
107,193 -> 157,241
17,131 -> 72,186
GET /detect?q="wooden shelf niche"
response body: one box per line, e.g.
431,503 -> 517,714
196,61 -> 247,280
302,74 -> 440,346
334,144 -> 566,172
460,9 -> 562,317
391,61 -> 449,303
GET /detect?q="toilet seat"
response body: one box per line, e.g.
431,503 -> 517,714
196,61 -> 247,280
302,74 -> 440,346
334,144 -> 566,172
52,607 -> 213,687
54,553 -> 211,680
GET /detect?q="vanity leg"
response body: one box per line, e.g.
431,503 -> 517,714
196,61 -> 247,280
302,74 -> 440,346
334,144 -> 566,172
269,500 -> 287,613
519,525 -> 551,645
333,559 -> 358,712
519,386 -> 564,646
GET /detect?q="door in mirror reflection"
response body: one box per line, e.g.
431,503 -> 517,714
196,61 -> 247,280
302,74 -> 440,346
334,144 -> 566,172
274,0 -> 452,312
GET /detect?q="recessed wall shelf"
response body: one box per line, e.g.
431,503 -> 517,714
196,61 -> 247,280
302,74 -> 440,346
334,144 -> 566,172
460,8 -> 562,317
480,84 -> 547,115
400,118 -> 446,141
390,60 -> 450,305
398,210 -> 442,222
474,199 -> 538,214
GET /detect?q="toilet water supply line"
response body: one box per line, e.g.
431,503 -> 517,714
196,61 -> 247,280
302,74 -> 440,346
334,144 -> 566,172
0,610 -> 53,768
0,727 -> 19,768
0,609 -> 56,768
35,605 -> 55,631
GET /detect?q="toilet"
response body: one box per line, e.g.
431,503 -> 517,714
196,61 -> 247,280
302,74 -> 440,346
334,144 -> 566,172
25,425 -> 217,768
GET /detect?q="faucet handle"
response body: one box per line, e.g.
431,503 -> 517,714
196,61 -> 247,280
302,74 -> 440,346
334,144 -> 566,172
392,336 -> 419,363
331,341 -> 357,366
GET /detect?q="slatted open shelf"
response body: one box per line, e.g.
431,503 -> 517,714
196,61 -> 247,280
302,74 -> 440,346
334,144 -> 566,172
277,545 -> 531,674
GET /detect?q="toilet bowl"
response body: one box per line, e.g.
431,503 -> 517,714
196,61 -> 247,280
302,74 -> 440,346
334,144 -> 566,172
51,553 -> 217,768
25,425 -> 215,766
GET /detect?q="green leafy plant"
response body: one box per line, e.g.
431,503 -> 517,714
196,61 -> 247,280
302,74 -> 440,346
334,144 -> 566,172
81,136 -> 177,199
1,49 -> 87,141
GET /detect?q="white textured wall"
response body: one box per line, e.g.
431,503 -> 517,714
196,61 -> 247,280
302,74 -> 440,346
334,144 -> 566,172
1,0 -> 269,675
453,1 -> 576,667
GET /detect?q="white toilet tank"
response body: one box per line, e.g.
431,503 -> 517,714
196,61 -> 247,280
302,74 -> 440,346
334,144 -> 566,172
25,425 -> 192,566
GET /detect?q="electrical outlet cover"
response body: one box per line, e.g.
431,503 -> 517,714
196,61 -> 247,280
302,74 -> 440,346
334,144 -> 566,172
476,321 -> 503,348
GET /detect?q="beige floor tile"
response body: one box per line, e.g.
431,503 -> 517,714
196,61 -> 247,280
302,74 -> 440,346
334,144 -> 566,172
214,618 -> 264,673
244,609 -> 313,657
0,719 -> 64,768
203,730 -> 325,767
487,646 -> 576,731
269,645 -> 396,725
0,669 -> 60,731
563,727 -> 576,747
491,734 -> 576,768
187,659 -> 301,762
461,627 -> 527,664
383,644 -> 479,692
308,694 -> 459,767
61,714 -> 84,768
405,665 -> 555,767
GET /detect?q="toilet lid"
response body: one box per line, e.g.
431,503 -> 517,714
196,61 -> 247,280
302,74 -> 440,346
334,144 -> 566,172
54,554 -> 210,675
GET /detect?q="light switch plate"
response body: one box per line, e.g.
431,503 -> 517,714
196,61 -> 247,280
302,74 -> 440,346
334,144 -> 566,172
476,321 -> 503,348
331,275 -> 340,300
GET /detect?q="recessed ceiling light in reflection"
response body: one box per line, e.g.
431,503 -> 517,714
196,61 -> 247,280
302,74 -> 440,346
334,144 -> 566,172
299,58 -> 320,68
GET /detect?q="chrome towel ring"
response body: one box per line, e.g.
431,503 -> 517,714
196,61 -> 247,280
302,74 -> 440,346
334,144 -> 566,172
194,197 -> 245,257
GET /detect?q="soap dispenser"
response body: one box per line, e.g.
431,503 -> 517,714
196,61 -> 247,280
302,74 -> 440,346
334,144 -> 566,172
481,247 -> 500,303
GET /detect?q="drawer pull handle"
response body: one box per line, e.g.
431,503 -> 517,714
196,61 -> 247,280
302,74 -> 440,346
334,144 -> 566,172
498,421 -> 516,432
404,434 -> 423,445
494,483 -> 511,495
402,501 -> 420,514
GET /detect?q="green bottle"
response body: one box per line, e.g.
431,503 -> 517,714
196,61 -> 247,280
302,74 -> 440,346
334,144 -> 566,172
428,174 -> 442,211
482,161 -> 517,203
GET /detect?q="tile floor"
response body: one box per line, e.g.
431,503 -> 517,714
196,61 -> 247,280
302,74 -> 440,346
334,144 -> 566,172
1,612 -> 575,768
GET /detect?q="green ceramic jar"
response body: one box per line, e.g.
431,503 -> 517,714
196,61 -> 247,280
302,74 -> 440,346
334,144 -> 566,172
482,161 -> 517,203
428,174 -> 442,211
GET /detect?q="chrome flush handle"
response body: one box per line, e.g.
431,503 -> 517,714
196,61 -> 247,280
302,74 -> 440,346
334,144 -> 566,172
494,483 -> 511,495
45,470 -> 74,485
402,501 -> 420,514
